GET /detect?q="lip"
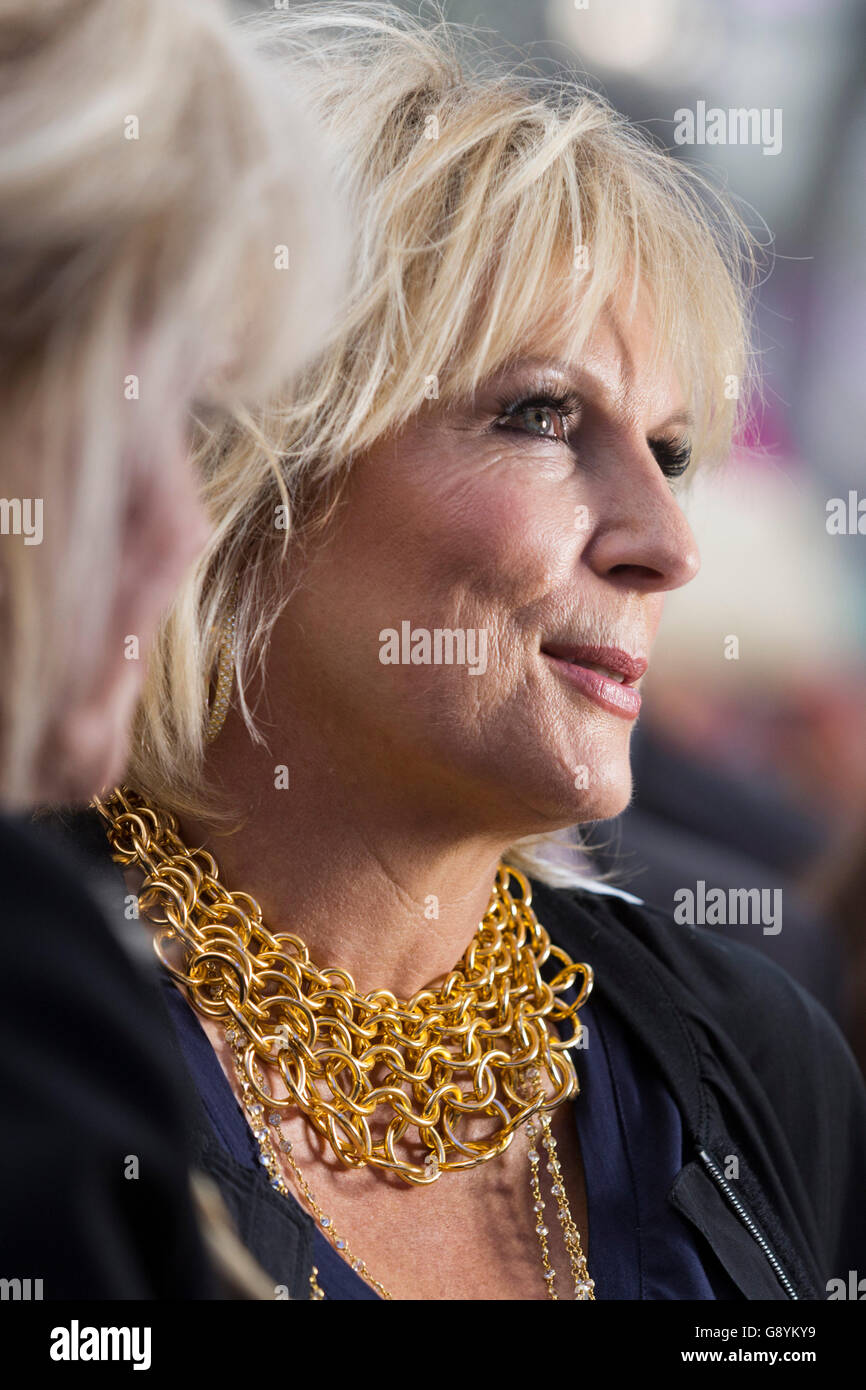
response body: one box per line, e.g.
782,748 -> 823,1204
540,642 -> 647,721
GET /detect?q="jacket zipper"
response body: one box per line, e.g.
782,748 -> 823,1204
697,1148 -> 799,1300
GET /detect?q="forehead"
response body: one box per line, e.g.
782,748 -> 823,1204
513,287 -> 690,430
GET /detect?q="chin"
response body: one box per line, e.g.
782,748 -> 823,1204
43,706 -> 130,806
496,749 -> 633,835
576,785 -> 633,824
47,752 -> 120,807
560,771 -> 633,825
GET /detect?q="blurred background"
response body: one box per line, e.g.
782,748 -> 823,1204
245,1 -> 866,1064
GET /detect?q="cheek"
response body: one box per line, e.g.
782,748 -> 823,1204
306,438 -> 582,661
415,473 -> 580,615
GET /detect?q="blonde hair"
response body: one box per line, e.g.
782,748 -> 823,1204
130,2 -> 763,888
0,0 -> 343,805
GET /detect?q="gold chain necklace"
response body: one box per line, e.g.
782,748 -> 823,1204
94,785 -> 596,1300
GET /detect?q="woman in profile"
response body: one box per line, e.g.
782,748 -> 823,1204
0,0 -> 342,1296
75,5 -> 865,1299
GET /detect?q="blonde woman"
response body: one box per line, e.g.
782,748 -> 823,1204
0,0 -> 342,809
0,0 -> 342,1296
74,6 -> 864,1299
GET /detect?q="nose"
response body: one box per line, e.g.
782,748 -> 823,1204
580,442 -> 701,595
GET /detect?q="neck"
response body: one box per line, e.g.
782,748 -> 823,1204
178,716 -> 520,998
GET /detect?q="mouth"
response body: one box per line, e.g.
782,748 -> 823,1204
539,642 -> 647,720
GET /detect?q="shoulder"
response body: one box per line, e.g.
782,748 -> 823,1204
0,812 -> 217,1297
538,876 -> 866,1163
540,875 -> 836,1042
0,806 -> 152,981
0,807 -> 180,1083
0,808 -> 116,957
0,807 -> 92,896
0,803 -> 194,1130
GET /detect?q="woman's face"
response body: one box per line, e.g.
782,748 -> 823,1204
34,404 -> 210,806
270,296 -> 700,840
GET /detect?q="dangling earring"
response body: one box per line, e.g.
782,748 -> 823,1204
205,592 -> 238,742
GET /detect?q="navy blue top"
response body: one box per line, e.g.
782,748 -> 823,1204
160,975 -> 741,1300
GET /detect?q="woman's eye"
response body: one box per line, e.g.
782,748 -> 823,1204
497,400 -> 569,442
522,405 -> 562,438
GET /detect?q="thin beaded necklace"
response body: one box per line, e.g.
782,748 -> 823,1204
226,1026 -> 595,1300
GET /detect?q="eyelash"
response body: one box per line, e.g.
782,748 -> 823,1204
494,390 -> 693,480
648,436 -> 692,480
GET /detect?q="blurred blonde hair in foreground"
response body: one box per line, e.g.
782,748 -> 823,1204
130,1 -> 764,888
0,0 -> 344,805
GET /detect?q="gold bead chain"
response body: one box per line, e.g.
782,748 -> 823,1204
523,1068 -> 595,1299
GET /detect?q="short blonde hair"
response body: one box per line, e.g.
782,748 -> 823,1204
130,2 -> 762,886
0,0 -> 342,805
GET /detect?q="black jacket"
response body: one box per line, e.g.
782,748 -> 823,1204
531,881 -> 866,1301
15,808 -> 866,1300
0,810 -> 219,1299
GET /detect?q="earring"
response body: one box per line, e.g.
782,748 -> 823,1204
205,597 -> 237,742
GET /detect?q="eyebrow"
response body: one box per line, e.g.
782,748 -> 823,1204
490,356 -> 694,437
649,409 -> 695,435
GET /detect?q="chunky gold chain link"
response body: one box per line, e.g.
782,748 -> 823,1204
94,785 -> 593,1188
